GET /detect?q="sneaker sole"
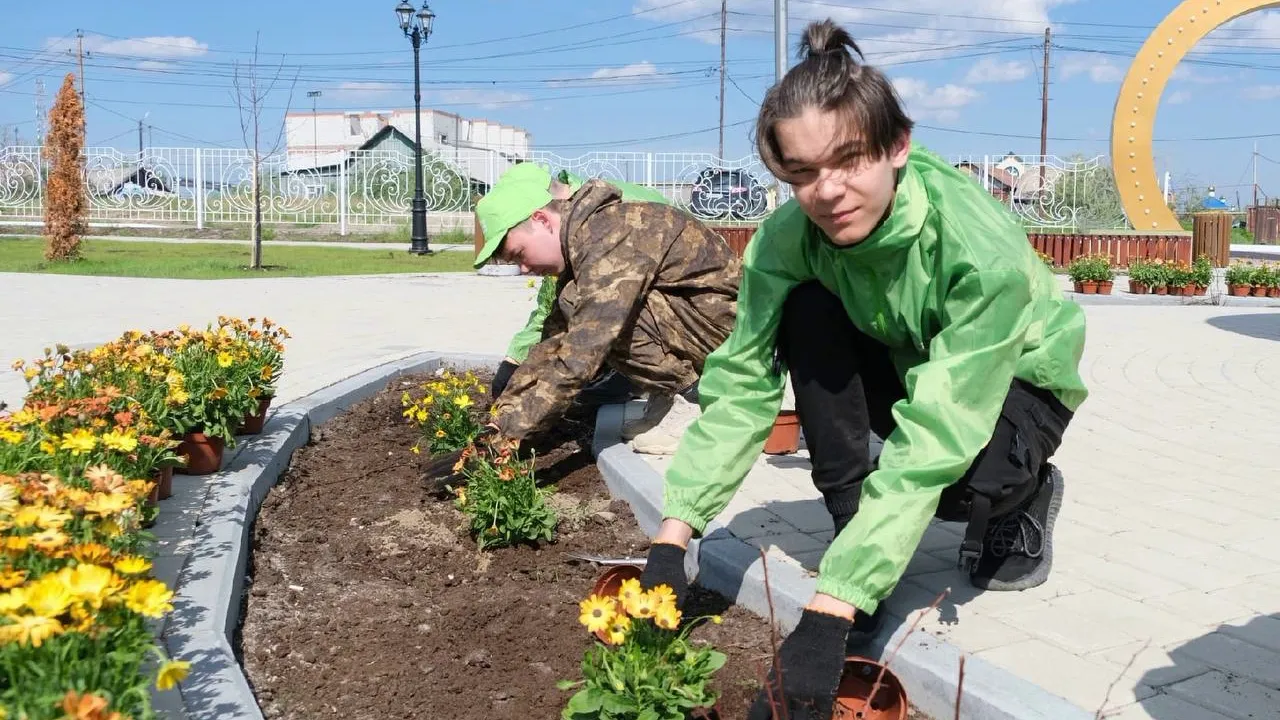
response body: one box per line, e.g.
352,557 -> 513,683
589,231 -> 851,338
974,464 -> 1064,592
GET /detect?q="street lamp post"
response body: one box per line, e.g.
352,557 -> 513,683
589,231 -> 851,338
396,0 -> 435,255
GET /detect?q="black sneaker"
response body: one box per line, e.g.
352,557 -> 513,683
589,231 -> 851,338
970,464 -> 1064,591
844,605 -> 886,653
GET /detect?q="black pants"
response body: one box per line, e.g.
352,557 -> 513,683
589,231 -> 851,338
491,361 -> 637,407
777,282 -> 1072,535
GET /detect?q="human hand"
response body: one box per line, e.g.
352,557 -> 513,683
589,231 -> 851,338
491,359 -> 519,400
638,542 -> 690,609
746,609 -> 853,720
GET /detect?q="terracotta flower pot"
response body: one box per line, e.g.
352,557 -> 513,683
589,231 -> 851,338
1155,285 -> 1168,295
1180,283 -> 1195,297
1081,281 -> 1099,294
1196,285 -> 1208,296
176,432 -> 225,475
153,465 -> 174,501
1254,286 -> 1270,297
763,410 -> 801,455
1098,280 -> 1113,295
1129,282 -> 1147,295
1270,287 -> 1280,298
833,657 -> 910,720
1229,284 -> 1252,297
589,564 -> 644,642
237,395 -> 274,435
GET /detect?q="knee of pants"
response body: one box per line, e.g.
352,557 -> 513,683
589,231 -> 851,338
782,281 -> 843,325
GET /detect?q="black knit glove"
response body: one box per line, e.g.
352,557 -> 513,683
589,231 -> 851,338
747,609 -> 853,720
491,360 -> 519,400
638,542 -> 689,608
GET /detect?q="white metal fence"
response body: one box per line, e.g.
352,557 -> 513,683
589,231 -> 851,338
0,146 -> 1125,232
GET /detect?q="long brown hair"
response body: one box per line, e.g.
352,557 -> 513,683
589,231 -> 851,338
756,19 -> 914,180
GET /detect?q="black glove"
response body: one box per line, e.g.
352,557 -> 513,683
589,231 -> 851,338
421,427 -> 500,494
491,360 -> 519,400
747,609 -> 853,720
638,542 -> 690,608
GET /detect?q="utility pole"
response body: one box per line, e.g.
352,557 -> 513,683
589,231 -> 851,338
138,117 -> 145,155
774,0 -> 787,84
1253,141 -> 1259,208
76,29 -> 86,137
307,90 -> 322,167
1039,27 -> 1051,189
35,78 -> 46,146
718,0 -> 727,160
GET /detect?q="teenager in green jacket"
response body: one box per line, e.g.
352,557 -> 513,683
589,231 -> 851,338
636,20 -> 1088,720
490,162 -> 673,403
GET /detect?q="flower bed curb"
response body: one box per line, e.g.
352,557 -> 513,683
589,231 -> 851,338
593,403 -> 1093,720
158,350 -> 503,720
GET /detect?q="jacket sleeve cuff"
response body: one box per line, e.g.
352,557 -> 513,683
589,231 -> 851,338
659,499 -> 711,536
813,575 -> 885,616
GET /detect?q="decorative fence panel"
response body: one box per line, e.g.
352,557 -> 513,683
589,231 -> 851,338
0,145 -> 1129,234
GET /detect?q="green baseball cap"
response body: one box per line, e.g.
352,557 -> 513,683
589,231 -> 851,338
502,161 -> 554,187
473,170 -> 553,269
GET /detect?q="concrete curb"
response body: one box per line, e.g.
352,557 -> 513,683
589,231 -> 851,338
593,403 -> 1092,720
160,350 -> 502,720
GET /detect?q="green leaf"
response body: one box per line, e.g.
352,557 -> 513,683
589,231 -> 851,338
565,687 -> 604,714
556,679 -> 583,691
702,650 -> 727,673
637,709 -> 662,720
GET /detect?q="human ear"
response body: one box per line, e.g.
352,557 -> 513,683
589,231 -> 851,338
890,131 -> 912,169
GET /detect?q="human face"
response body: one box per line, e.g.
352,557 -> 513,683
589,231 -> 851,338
774,106 -> 911,246
498,209 -> 565,274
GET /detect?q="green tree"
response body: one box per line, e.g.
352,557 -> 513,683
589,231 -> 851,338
1049,155 -> 1124,232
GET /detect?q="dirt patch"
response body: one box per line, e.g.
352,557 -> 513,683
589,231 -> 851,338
238,370 -> 781,720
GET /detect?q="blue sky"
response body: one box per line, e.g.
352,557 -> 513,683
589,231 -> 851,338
5,1 -> 1280,202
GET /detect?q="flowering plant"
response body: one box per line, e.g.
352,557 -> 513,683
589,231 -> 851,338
450,437 -> 557,550
559,579 -> 726,720
401,368 -> 488,455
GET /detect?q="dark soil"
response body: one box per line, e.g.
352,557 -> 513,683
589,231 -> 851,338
238,369 -> 781,720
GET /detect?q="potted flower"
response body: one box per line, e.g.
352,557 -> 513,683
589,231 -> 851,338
1225,261 -> 1255,296
560,578 -> 726,720
1191,254 -> 1213,296
1068,255 -> 1098,294
1093,254 -> 1115,295
1126,258 -> 1152,294
1257,262 -> 1280,298
216,316 -> 290,434
162,326 -> 260,474
402,368 -> 490,456
1165,263 -> 1193,297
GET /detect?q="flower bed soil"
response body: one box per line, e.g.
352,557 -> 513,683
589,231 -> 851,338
237,371 -> 782,720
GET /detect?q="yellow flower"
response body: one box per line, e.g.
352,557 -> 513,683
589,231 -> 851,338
156,659 -> 191,691
33,506 -> 72,530
97,518 -> 124,539
626,591 -> 657,620
113,555 -> 152,576
617,578 -> 643,610
0,570 -> 27,590
60,690 -> 113,720
0,429 -> 22,445
23,574 -> 74,618
0,614 -> 63,647
40,440 -> 57,455
83,492 -> 133,517
410,445 -> 421,455
59,428 -> 98,456
604,613 -> 631,646
710,614 -> 722,625
578,594 -> 616,634
647,583 -> 677,610
61,564 -> 122,608
4,536 -> 30,553
455,487 -> 467,505
0,588 -> 26,613
99,427 -> 137,450
653,602 -> 682,631
13,505 -> 42,528
30,527 -> 69,552
71,543 -> 114,565
207,387 -> 229,401
435,429 -> 446,438
260,365 -> 274,381
453,394 -> 474,409
217,352 -> 234,368
123,579 -> 174,618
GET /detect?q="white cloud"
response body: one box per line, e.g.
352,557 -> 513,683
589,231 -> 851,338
892,77 -> 980,122
433,88 -> 531,109
332,81 -> 401,99
964,57 -> 1031,84
1060,55 -> 1124,83
0,71 -> 11,87
1170,66 -> 1231,84
45,34 -> 209,60
1205,9 -> 1280,49
1166,90 -> 1191,105
630,0 -> 1073,65
550,61 -> 668,88
136,60 -> 175,72
1243,85 -> 1280,100
592,61 -> 661,82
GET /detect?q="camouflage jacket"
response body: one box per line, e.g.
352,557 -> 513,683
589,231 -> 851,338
494,180 -> 742,440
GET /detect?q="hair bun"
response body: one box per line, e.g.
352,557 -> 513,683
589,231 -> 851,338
797,19 -> 864,63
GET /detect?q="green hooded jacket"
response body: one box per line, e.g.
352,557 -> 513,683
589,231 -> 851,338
660,145 -> 1089,614
504,171 -> 675,362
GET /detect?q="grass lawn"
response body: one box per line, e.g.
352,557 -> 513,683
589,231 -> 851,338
0,237 -> 474,278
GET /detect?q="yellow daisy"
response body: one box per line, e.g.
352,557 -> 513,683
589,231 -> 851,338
604,613 -> 632,646
578,594 -> 616,634
156,659 -> 191,691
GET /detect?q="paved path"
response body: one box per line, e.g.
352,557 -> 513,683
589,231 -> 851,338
637,304 -> 1280,719
0,234 -> 472,252
0,272 -> 532,408
2,273 -> 1278,719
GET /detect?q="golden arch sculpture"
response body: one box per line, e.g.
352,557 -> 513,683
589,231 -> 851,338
1112,0 -> 1280,231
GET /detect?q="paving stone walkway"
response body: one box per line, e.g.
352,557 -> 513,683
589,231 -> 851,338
3,272 -> 1278,719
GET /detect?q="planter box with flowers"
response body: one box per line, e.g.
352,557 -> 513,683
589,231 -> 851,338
1067,254 -> 1115,295
1223,261 -> 1280,297
0,314 -> 289,720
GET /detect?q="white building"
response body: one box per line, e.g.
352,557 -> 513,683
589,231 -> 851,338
283,108 -> 532,188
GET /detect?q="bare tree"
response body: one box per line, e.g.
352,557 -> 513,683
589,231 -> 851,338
232,32 -> 299,269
